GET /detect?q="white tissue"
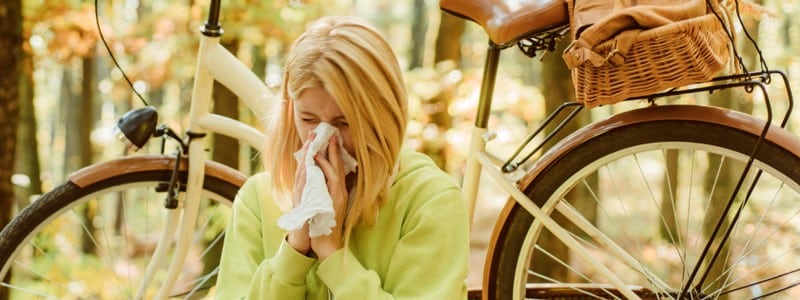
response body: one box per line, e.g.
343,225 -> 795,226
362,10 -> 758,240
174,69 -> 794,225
277,122 -> 358,237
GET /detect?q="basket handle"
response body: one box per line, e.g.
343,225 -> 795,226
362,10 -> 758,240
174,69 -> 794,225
563,0 -> 707,69
563,29 -> 639,68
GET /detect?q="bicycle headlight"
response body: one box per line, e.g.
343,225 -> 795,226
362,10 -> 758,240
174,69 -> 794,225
114,106 -> 158,151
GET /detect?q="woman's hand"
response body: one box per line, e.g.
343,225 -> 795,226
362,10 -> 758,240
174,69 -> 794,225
287,132 -> 315,255
311,136 -> 349,260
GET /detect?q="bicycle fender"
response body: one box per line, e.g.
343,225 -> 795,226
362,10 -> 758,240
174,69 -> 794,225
518,104 -> 800,190
484,104 -> 800,294
68,154 -> 248,189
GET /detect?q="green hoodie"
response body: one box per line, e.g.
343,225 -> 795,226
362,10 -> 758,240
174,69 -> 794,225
215,148 -> 469,299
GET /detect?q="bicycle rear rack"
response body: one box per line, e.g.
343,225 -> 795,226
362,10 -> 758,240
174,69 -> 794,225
501,70 -> 794,174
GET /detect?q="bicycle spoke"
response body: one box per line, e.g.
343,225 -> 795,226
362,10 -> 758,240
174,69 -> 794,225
660,149 -> 683,254
707,182 -> 784,295
529,244 -> 620,299
599,158 -> 663,289
723,267 -> 800,296
496,122 -> 800,299
1,177 -> 236,299
1,281 -> 59,298
10,259 -> 78,297
28,224 -> 99,297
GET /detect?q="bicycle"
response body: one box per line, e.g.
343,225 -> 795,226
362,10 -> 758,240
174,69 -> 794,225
1,0 -> 799,299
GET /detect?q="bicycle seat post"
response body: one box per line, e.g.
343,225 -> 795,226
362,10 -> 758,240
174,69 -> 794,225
202,0 -> 224,37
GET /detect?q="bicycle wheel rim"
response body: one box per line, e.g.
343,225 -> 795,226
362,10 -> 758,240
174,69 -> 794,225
0,170 -> 238,299
492,118 -> 800,299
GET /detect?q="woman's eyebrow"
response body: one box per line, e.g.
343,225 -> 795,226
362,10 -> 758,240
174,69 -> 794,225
296,110 -> 318,117
294,108 -> 346,121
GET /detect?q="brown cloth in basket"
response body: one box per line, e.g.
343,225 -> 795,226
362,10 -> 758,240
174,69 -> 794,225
564,0 -> 708,68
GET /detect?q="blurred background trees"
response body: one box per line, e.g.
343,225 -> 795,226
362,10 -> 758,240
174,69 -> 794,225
1,0 -> 798,289
0,3 -> 23,295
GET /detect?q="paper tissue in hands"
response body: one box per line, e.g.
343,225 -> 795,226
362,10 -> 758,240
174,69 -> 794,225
277,122 -> 358,237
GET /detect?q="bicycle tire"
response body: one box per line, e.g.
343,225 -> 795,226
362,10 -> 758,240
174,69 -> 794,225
0,156 -> 243,299
486,105 -> 800,299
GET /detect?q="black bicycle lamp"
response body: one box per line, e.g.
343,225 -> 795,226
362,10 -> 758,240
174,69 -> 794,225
114,106 -> 158,151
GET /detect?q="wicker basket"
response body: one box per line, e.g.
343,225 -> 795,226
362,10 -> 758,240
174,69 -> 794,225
570,13 -> 730,108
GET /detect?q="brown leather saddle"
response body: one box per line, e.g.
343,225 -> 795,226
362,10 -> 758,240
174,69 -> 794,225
439,0 -> 569,45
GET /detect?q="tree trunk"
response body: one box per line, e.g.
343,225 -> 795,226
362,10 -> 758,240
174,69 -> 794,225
532,37 -> 589,282
213,39 -> 240,171
80,56 -> 97,254
247,43 -> 267,173
701,3 -> 760,296
659,149 -> 679,239
0,0 -> 23,298
14,50 -> 42,210
407,0 -> 428,70
61,57 -> 96,171
62,56 -> 97,254
424,12 -> 464,170
433,13 -> 464,66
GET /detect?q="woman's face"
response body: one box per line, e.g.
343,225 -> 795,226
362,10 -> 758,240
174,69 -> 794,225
293,87 -> 355,156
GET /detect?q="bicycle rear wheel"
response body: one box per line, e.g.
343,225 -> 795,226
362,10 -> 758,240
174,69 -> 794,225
0,156 -> 243,299
487,105 -> 800,299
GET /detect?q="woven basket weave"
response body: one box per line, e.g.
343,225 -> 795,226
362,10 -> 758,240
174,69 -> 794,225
571,13 -> 730,107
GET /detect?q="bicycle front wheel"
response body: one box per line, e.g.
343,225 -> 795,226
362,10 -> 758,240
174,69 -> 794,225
0,155 -> 244,299
487,105 -> 800,299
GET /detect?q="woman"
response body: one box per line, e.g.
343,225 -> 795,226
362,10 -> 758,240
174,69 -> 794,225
215,16 -> 469,299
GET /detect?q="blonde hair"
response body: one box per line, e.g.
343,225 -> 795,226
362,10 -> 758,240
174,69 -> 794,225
264,16 -> 408,236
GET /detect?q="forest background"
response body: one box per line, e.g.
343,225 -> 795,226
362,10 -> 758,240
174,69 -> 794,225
0,0 -> 798,288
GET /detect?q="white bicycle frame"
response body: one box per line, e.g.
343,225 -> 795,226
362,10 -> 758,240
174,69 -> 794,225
460,46 -> 649,300
459,44 -> 791,300
141,24 -> 270,299
141,4 -> 659,300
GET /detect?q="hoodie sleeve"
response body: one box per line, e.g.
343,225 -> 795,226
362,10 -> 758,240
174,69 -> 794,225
215,174 -> 317,299
316,183 -> 469,299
